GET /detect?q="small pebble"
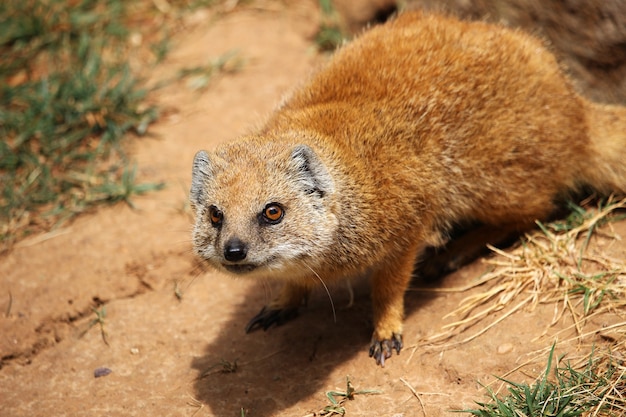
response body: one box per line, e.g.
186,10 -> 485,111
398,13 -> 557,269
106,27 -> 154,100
497,343 -> 513,354
94,367 -> 112,378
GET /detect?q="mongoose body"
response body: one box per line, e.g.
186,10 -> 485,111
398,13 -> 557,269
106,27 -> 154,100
190,12 -> 626,366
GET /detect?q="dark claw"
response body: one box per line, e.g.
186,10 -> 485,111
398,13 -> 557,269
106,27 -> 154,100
368,333 -> 403,367
245,306 -> 299,333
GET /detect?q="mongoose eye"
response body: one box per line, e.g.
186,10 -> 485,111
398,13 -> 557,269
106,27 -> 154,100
208,205 -> 223,227
261,203 -> 284,224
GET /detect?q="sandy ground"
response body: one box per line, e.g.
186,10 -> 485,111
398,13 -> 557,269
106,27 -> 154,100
1,2 -> 625,416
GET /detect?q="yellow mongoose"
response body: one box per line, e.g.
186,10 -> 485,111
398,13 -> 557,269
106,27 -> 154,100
190,12 -> 626,366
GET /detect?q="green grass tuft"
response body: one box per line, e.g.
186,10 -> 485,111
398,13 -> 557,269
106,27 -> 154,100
321,376 -> 381,415
0,0 -> 166,250
464,344 -> 626,417
315,0 -> 346,51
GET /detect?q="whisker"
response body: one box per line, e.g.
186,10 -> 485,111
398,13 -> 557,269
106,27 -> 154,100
345,278 -> 355,309
303,262 -> 337,324
260,277 -> 272,307
174,261 -> 206,300
187,260 -> 209,283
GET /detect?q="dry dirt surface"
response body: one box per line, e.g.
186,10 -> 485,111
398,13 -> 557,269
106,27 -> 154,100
1,2 -> 625,416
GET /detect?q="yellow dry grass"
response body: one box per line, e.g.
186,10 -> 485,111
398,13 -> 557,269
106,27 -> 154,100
413,198 -> 626,414
422,197 -> 626,347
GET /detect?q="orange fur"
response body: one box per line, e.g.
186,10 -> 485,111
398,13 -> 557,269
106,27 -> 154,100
190,12 -> 626,366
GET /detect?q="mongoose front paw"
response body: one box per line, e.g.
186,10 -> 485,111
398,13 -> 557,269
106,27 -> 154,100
368,333 -> 403,367
245,306 -> 299,333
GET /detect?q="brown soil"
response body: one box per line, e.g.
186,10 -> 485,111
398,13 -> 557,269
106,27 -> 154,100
1,2 -> 625,416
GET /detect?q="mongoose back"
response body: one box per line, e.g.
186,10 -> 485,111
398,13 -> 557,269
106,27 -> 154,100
190,12 -> 626,366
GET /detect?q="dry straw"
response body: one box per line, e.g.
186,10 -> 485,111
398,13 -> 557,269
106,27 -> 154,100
414,197 -> 626,415
421,197 -> 626,348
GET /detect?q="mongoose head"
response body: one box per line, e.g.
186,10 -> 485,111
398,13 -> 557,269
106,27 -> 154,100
190,137 -> 338,280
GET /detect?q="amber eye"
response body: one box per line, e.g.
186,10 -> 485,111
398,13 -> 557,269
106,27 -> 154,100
208,205 -> 223,227
261,203 -> 284,224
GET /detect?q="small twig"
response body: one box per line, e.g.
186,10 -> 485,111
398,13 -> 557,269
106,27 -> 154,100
5,291 -> 12,317
186,395 -> 204,417
14,228 -> 71,249
592,365 -> 626,417
196,350 -> 284,380
400,377 -> 427,417
87,306 -> 109,346
429,295 -> 534,348
174,280 -> 183,301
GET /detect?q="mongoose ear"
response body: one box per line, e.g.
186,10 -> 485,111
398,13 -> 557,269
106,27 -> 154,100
190,150 -> 212,207
289,145 -> 334,197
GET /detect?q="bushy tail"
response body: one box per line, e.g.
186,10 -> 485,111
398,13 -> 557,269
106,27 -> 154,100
580,102 -> 626,195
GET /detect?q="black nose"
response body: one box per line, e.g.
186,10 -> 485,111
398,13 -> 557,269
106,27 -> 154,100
224,238 -> 247,262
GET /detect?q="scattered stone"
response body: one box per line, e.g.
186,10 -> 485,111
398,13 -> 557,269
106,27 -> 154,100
94,367 -> 112,378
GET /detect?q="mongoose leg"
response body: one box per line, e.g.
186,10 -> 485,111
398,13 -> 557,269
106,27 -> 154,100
245,281 -> 310,333
369,244 -> 423,366
420,224 -> 523,280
